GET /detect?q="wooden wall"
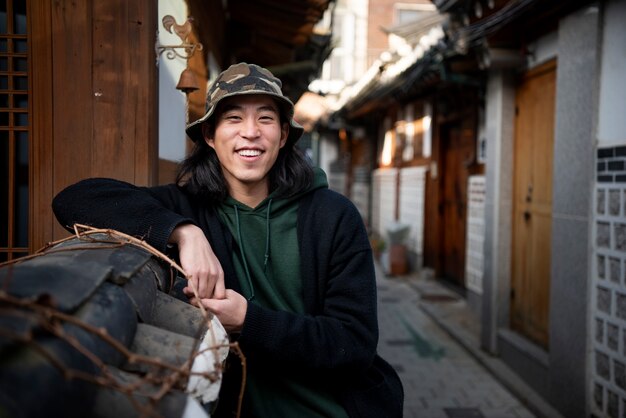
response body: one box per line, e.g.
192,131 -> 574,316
30,0 -> 158,247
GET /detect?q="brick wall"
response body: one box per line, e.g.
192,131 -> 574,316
592,145 -> 626,418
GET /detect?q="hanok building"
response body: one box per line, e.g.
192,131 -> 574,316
1,0 -> 332,260
323,0 -> 626,417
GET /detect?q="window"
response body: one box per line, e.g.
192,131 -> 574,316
399,102 -> 433,162
402,104 -> 414,161
394,3 -> 437,25
330,54 -> 345,80
381,117 -> 394,166
0,0 -> 29,262
396,9 -> 422,24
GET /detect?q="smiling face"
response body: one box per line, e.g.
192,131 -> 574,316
204,94 -> 289,206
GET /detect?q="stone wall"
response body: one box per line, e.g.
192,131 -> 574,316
465,175 -> 486,295
592,145 -> 626,418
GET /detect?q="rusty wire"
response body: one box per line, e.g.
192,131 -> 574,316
0,224 -> 247,418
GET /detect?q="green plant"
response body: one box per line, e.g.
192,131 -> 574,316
369,234 -> 386,254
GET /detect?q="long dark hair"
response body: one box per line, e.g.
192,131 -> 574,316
176,115 -> 313,202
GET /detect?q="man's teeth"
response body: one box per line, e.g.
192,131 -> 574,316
238,149 -> 262,157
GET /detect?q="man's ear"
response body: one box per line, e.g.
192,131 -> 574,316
279,123 -> 289,148
202,122 -> 215,148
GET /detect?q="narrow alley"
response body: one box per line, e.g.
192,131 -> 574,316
375,263 -> 537,418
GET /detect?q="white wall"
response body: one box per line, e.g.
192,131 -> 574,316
310,0 -> 369,94
597,0 -> 626,147
353,0 -> 369,79
526,30 -> 558,69
372,168 -> 397,238
158,0 -> 189,162
398,166 -> 427,260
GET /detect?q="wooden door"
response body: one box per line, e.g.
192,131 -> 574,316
439,117 -> 475,287
510,60 -> 556,348
26,1 -> 159,249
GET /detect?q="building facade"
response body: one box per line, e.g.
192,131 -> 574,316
0,0 -> 330,259
321,0 -> 626,416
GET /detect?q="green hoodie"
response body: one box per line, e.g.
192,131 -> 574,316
217,167 -> 328,309
216,167 -> 348,417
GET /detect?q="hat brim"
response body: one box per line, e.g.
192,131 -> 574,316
185,90 -> 304,145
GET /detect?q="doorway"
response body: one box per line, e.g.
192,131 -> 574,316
510,59 -> 556,349
438,116 -> 475,288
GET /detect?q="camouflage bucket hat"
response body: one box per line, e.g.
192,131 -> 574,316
185,62 -> 304,145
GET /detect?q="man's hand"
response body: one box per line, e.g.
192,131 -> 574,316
195,290 -> 248,334
169,223 -> 226,300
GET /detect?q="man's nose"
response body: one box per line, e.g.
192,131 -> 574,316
241,117 -> 260,139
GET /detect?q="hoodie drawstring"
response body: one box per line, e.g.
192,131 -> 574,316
264,199 -> 272,269
233,199 -> 273,302
234,204 -> 255,301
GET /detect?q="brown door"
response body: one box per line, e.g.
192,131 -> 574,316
510,60 -> 556,348
23,1 -> 159,251
439,117 -> 475,287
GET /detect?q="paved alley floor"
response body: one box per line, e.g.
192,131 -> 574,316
375,267 -> 536,418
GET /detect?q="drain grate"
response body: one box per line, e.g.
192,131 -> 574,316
420,293 -> 459,302
444,407 -> 484,418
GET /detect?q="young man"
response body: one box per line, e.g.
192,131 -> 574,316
53,63 -> 403,417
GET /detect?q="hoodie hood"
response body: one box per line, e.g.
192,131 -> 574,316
222,166 -> 327,217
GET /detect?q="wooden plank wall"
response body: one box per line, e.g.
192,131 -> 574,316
30,0 -> 158,246
29,0 -> 54,252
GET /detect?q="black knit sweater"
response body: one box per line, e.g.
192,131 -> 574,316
52,178 -> 403,417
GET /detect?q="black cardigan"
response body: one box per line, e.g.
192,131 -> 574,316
52,178 -> 403,417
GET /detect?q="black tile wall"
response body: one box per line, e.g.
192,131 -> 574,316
598,146 -> 626,183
